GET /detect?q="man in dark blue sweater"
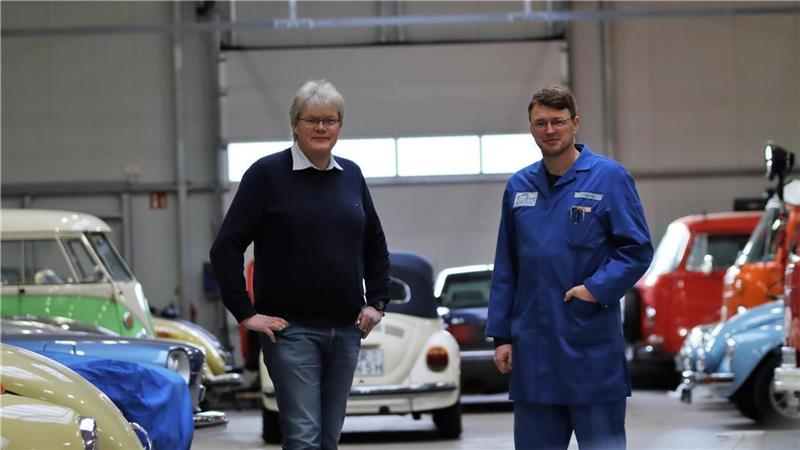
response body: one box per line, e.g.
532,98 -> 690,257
210,79 -> 390,450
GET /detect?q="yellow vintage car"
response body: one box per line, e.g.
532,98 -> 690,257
0,343 -> 148,449
153,316 -> 243,397
0,393 -> 97,449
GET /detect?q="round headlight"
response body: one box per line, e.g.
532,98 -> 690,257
167,349 -> 191,384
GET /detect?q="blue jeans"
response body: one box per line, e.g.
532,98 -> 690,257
514,399 -> 627,450
261,323 -> 362,450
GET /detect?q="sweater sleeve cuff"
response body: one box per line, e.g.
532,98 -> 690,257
493,337 -> 511,347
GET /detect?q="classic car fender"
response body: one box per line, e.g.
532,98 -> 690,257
0,344 -> 145,449
713,323 -> 784,398
0,394 -> 97,450
153,317 -> 243,389
696,301 -> 783,374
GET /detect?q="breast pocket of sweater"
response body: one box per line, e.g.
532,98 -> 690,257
565,206 -> 605,250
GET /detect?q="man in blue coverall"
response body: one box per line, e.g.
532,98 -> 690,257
486,86 -> 653,450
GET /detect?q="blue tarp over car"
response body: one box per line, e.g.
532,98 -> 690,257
41,352 -> 193,450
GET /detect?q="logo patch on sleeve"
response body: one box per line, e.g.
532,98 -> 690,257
513,192 -> 538,208
574,192 -> 603,201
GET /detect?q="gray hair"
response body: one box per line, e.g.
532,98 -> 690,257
289,79 -> 345,138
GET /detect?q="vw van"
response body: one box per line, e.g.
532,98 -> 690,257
0,209 -> 154,337
625,211 -> 760,363
0,209 -> 242,400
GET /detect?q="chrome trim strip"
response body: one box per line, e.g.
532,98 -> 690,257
130,422 -> 153,450
204,372 -> 244,387
263,381 -> 458,399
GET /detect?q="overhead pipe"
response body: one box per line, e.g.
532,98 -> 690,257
3,4 -> 796,37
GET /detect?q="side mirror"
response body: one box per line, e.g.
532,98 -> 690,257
764,142 -> 795,200
700,254 -> 714,274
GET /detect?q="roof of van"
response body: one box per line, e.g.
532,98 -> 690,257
1,209 -> 110,234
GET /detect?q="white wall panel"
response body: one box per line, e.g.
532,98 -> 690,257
221,40 -> 567,142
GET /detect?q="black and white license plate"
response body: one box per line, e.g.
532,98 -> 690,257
355,348 -> 384,376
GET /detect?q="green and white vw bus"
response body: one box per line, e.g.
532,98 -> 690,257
1,209 -> 155,337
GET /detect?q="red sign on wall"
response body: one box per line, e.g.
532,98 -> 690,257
149,192 -> 167,209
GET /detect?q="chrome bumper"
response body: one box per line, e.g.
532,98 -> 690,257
774,346 -> 800,393
460,349 -> 494,362
263,381 -> 458,399
204,372 -> 244,388
193,410 -> 228,430
677,370 -> 734,404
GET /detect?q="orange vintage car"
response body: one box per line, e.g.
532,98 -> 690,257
722,180 -> 800,320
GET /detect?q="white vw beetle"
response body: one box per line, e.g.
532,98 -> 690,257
259,251 -> 462,442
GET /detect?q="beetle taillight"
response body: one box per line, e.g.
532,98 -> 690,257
446,323 -> 482,346
426,346 -> 449,372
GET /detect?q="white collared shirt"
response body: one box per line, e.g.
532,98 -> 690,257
291,142 -> 343,172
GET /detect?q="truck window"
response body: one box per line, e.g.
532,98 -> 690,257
648,222 -> 690,277
439,271 -> 492,308
1,241 -> 23,285
86,232 -> 133,282
63,238 -> 104,283
686,234 -> 751,272
24,240 -> 74,285
739,206 -> 783,264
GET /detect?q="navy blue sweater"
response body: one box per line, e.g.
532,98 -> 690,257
209,149 -> 390,327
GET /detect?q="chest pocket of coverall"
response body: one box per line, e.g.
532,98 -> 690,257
565,207 -> 604,249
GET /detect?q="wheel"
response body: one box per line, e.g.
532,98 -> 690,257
432,401 -> 462,439
734,350 -> 800,425
261,406 -> 282,444
623,289 -> 642,343
733,387 -> 759,421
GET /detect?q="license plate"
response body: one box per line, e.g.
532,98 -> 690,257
355,348 -> 383,376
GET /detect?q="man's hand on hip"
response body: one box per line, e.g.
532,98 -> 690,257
494,344 -> 513,374
357,306 -> 384,338
242,314 -> 289,343
564,284 -> 597,303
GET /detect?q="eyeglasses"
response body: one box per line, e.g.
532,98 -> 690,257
298,117 -> 341,127
531,117 -> 573,130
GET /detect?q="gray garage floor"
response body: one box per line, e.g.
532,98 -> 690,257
192,389 -> 800,450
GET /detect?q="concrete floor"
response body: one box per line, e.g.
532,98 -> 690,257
192,389 -> 800,450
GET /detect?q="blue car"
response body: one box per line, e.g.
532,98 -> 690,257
434,264 -> 510,394
676,300 -> 799,424
0,317 -> 227,428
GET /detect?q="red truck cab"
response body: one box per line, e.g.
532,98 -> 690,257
625,211 -> 761,363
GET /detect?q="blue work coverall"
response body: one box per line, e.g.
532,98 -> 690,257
487,145 -> 653,445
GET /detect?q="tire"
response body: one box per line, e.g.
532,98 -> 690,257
623,289 -> 642,343
733,387 -> 759,421
734,350 -> 800,426
432,401 -> 462,439
261,407 -> 282,444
